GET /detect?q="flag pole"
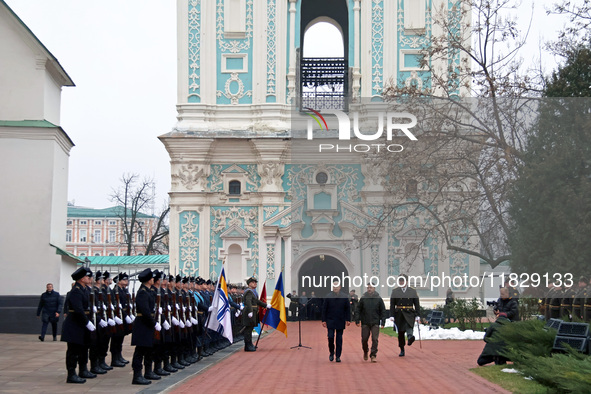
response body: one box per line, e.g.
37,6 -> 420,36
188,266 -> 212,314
254,308 -> 270,349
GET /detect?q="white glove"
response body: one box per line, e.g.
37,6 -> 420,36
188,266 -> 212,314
266,304 -> 272,309
248,312 -> 253,318
191,317 -> 198,325
235,311 -> 240,317
208,306 -> 214,312
389,317 -> 394,322
125,316 -> 132,324
111,304 -> 115,310
163,320 -> 171,330
179,321 -> 185,329
159,307 -> 163,314
182,306 -> 187,312
130,315 -> 136,322
176,304 -> 180,310
98,319 -> 108,328
415,316 -> 421,322
114,316 -> 123,325
186,320 -> 192,327
119,304 -> 122,309
155,322 -> 161,331
172,317 -> 179,326
240,304 -> 244,310
167,305 -> 171,311
93,306 -> 97,313
86,321 -> 96,331
107,318 -> 116,326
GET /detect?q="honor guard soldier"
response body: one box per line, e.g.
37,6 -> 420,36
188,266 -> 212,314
111,272 -> 131,367
242,277 -> 271,352
131,268 -> 161,385
62,266 -> 96,384
168,275 -> 184,370
89,271 -> 108,375
572,276 -> 588,321
389,274 -> 420,357
151,270 -> 171,377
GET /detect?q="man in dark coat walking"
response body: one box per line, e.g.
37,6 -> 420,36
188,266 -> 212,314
61,266 -> 96,384
37,283 -> 62,341
389,274 -> 420,357
355,284 -> 386,362
131,268 -> 161,385
321,280 -> 351,362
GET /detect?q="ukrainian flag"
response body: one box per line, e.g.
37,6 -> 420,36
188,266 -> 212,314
264,272 -> 287,337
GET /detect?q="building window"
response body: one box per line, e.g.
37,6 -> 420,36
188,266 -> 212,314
138,230 -> 145,243
80,253 -> 86,256
93,230 -> 101,243
66,230 -> 72,242
79,229 -> 87,242
229,180 -> 241,195
94,252 -> 101,256
406,179 -> 418,195
80,220 -> 87,225
94,220 -> 102,225
67,220 -> 72,225
109,253 -> 115,256
109,230 -> 116,243
316,171 -> 328,185
109,220 -> 117,226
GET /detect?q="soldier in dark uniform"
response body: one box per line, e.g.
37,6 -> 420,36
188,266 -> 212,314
503,277 -> 520,300
98,272 -> 114,372
37,283 -> 62,341
571,276 -> 588,321
549,284 -> 564,319
321,280 -> 351,362
560,283 -> 576,320
61,266 -> 96,384
151,270 -> 171,376
89,271 -> 108,375
389,274 -> 420,357
131,268 -> 161,385
167,275 -> 184,370
159,273 -> 176,373
242,277 -> 271,351
111,272 -> 129,367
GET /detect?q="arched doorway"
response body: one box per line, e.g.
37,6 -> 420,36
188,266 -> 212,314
298,254 -> 349,297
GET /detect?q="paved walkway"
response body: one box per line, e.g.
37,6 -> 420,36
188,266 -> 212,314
0,322 -> 508,394
170,322 -> 508,394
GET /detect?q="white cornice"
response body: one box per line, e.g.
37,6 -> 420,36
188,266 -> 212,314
0,126 -> 74,155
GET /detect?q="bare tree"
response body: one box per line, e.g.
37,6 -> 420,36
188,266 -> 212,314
111,173 -> 169,256
145,205 -> 170,255
371,0 -> 544,269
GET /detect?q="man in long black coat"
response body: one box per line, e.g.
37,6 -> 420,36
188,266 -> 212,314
389,274 -> 420,357
321,281 -> 351,362
131,268 -> 161,385
61,267 -> 96,383
37,283 -> 62,341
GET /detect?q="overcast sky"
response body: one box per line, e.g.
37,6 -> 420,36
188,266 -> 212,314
5,0 -> 570,211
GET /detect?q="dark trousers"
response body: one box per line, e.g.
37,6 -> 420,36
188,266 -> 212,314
398,329 -> 414,348
361,324 -> 380,356
244,324 -> 255,344
477,354 -> 508,366
132,346 -> 152,372
41,317 -> 58,339
110,334 -> 124,355
66,342 -> 88,373
327,328 -> 343,357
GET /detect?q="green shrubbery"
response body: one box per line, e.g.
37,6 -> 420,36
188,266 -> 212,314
448,298 -> 485,331
491,319 -> 591,392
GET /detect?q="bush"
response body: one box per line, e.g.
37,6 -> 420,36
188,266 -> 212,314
517,296 -> 542,321
449,298 -> 483,331
495,319 -> 556,360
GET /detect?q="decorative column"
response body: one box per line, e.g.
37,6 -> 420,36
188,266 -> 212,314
286,0 -> 297,103
352,0 -> 361,99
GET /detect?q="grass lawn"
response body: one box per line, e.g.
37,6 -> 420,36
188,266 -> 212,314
470,365 -> 547,393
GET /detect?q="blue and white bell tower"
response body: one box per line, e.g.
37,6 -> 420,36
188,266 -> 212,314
161,0 -> 476,302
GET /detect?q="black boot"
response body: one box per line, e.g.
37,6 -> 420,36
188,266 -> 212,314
179,354 -> 191,366
90,359 -> 107,375
99,357 -> 113,371
144,362 -> 161,380
118,352 -> 129,364
132,370 -> 151,385
170,354 -> 184,370
154,361 -> 170,376
164,360 -> 178,373
66,369 -> 86,384
407,335 -> 415,346
111,353 -> 125,368
399,347 -> 405,357
79,368 -> 97,379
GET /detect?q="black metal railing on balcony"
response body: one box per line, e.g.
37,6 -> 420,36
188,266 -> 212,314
300,57 -> 348,111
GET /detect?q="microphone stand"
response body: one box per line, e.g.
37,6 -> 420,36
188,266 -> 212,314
290,299 -> 311,350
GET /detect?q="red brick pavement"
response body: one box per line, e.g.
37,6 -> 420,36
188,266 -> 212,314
170,321 -> 509,394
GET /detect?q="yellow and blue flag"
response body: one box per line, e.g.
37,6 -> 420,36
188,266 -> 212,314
206,268 -> 233,343
265,272 -> 287,337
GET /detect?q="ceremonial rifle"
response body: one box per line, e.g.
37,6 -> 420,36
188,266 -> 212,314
115,292 -> 123,334
106,293 -> 117,335
89,290 -> 97,340
154,293 -> 162,341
